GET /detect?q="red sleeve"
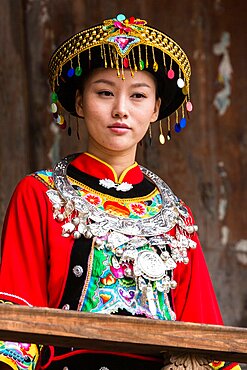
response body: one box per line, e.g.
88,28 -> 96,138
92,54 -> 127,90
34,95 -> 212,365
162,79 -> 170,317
0,176 -> 50,307
172,208 -> 223,325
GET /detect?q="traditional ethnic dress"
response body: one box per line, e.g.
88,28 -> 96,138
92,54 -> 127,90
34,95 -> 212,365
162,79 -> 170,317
0,152 -> 226,370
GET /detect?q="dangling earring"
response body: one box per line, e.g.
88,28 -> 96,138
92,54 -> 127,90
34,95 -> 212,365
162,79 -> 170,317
159,120 -> 165,144
149,124 -> 152,146
167,116 -> 171,141
67,113 -> 72,136
76,117 -> 80,140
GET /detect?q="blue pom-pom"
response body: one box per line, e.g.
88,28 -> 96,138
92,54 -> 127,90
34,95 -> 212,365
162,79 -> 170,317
180,117 -> 187,128
175,123 -> 181,133
67,68 -> 75,78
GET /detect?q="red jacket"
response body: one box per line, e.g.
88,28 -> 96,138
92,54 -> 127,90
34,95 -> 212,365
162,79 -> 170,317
0,152 -> 223,325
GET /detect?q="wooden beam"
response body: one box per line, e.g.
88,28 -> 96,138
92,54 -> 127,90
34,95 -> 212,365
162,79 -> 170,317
0,305 -> 246,362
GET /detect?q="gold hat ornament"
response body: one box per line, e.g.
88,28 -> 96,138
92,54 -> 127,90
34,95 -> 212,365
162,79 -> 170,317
48,14 -> 193,142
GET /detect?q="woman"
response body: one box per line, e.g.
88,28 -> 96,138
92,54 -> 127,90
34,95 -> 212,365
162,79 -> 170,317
0,14 -> 233,370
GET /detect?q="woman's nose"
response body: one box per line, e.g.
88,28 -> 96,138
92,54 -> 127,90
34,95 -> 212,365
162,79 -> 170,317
112,97 -> 128,118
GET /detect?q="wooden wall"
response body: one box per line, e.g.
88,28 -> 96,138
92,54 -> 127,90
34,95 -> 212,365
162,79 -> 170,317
0,0 -> 246,326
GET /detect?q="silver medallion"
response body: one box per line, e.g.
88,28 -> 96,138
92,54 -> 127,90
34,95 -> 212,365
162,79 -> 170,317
136,250 -> 166,281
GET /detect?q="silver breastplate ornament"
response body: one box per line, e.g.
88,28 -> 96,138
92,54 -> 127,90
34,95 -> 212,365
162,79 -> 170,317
46,155 -> 198,317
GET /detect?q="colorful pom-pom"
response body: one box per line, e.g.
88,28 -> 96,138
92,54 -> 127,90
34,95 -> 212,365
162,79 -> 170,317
75,66 -> 82,76
116,14 -> 126,22
177,78 -> 185,88
186,101 -> 193,112
56,115 -> 64,125
51,92 -> 58,103
180,117 -> 187,128
182,86 -> 188,95
67,68 -> 75,78
175,123 -> 181,133
55,115 -> 67,129
159,134 -> 165,145
51,103 -> 57,113
167,69 -> 175,79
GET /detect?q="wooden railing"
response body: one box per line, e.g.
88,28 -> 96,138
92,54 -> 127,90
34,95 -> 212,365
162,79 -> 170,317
0,304 -> 246,369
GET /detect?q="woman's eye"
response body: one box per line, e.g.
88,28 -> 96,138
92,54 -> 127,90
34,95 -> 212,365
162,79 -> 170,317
132,93 -> 146,99
98,90 -> 113,97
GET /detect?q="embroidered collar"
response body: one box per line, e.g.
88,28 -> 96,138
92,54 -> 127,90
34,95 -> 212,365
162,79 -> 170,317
48,154 -> 192,236
70,152 -> 143,185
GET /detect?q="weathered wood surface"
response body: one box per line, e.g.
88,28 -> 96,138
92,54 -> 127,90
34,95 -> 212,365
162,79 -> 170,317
0,305 -> 246,362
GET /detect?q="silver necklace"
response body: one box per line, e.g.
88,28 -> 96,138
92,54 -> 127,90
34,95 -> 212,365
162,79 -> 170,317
47,154 -> 191,238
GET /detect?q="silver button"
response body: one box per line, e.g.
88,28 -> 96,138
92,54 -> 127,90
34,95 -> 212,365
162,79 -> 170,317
62,304 -> 70,310
72,265 -> 83,277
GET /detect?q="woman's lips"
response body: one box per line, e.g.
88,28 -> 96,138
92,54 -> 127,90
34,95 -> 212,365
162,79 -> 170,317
108,122 -> 131,133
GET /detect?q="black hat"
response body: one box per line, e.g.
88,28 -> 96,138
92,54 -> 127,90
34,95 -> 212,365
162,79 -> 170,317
48,14 -> 193,140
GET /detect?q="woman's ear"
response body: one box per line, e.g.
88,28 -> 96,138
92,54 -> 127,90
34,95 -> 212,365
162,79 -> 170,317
150,97 -> 161,123
75,90 -> 84,118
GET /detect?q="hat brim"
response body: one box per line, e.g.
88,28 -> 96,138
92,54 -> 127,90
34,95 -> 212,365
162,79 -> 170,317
55,45 -> 186,121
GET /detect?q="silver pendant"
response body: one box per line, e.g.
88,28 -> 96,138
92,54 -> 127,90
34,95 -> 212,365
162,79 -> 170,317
135,250 -> 166,281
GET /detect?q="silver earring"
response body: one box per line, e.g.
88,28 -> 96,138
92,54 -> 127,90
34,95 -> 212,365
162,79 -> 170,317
149,124 -> 152,146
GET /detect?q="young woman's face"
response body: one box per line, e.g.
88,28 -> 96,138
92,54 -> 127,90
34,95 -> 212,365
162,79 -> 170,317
76,68 -> 161,156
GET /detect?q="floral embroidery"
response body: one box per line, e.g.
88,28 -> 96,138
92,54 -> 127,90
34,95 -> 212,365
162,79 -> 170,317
35,169 -> 162,220
84,194 -> 101,205
130,202 -> 146,216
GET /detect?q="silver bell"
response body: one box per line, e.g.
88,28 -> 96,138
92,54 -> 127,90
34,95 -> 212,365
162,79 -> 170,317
56,213 -> 64,222
72,217 -> 80,226
84,229 -> 93,239
73,230 -> 81,239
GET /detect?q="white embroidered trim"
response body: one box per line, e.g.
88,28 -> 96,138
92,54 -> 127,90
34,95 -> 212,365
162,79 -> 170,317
0,292 -> 33,306
99,178 -> 133,192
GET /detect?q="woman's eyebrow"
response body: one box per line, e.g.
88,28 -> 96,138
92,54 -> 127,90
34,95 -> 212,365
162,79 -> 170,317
92,79 -> 115,86
130,83 -> 151,89
92,80 -> 151,89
